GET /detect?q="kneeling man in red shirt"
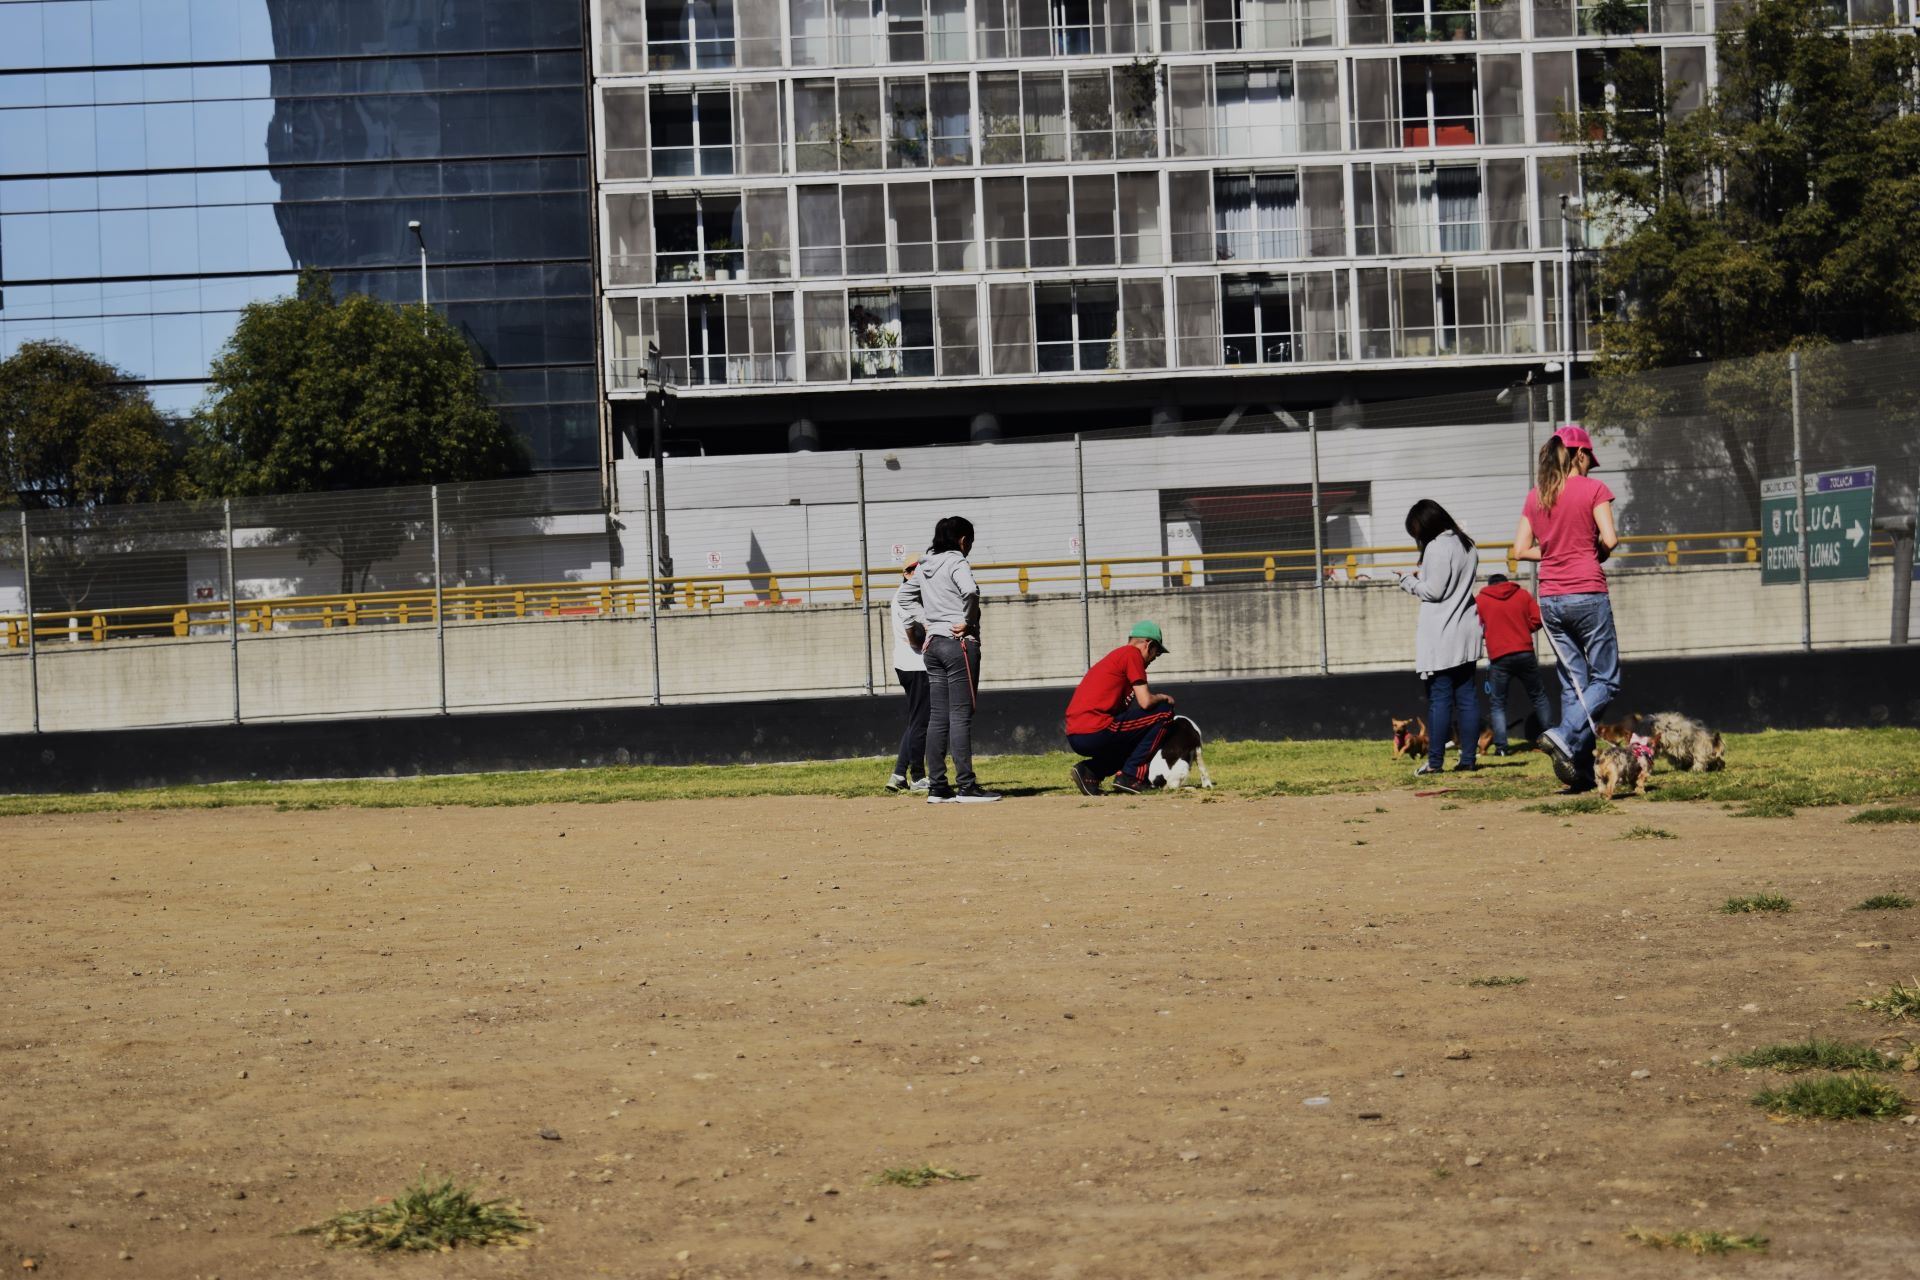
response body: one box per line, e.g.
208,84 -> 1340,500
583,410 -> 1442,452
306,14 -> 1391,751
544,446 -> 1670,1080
1064,621 -> 1176,796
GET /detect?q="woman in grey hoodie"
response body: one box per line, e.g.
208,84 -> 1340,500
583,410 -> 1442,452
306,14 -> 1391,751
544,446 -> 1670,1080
1395,500 -> 1485,775
896,515 -> 999,803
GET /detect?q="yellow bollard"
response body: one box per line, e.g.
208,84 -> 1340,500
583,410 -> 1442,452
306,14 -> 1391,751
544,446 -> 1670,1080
1506,548 -> 1518,576
345,598 -> 359,627
398,601 -> 410,625
173,609 -> 188,638
1665,539 -> 1678,567
1743,536 -> 1757,564
1263,556 -> 1275,583
1099,563 -> 1112,591
321,605 -> 333,629
91,614 -> 106,642
1345,553 -> 1358,580
766,574 -> 781,603
1017,566 -> 1030,594
850,572 -> 863,604
1180,559 -> 1192,587
599,585 -> 613,614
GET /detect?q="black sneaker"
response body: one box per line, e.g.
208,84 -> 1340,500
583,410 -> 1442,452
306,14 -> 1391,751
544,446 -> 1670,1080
1538,731 -> 1578,787
1452,763 -> 1480,772
1070,763 -> 1102,796
954,783 -> 1002,803
926,783 -> 957,804
1110,772 -> 1147,795
1488,744 -> 1511,758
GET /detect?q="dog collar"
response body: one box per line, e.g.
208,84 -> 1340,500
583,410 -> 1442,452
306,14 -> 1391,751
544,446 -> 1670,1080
1630,738 -> 1656,760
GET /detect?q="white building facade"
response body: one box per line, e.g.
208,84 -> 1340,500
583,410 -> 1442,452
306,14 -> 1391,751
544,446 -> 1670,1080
588,0 -> 1910,443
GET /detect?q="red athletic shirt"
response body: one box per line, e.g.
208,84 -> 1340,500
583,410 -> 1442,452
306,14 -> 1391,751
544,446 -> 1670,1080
1065,645 -> 1148,735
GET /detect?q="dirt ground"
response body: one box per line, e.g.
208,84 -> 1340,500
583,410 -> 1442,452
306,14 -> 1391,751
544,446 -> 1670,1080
3,791 -> 1917,1279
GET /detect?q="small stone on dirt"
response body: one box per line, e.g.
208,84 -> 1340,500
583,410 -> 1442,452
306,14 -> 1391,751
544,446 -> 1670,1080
1463,1155 -> 1483,1168
350,862 -> 376,873
1178,1150 -> 1200,1162
227,1189 -> 246,1200
1358,1111 -> 1383,1120
538,1128 -> 562,1141
1444,1044 -> 1471,1060
1630,1069 -> 1651,1080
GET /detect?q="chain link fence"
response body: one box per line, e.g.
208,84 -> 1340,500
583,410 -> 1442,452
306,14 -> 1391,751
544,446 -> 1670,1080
3,335 -> 1916,735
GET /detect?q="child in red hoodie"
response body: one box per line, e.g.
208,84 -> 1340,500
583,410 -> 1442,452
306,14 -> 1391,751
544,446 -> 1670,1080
1475,574 -> 1553,755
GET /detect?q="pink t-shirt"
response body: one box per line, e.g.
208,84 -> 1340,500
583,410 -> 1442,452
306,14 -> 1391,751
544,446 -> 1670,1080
1523,474 -> 1616,597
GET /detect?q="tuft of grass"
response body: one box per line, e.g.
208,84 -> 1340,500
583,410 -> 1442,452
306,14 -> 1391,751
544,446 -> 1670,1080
1848,805 -> 1920,825
1729,1039 -> 1889,1073
296,1173 -> 533,1251
1750,1073 -> 1906,1120
896,996 -> 929,1007
1732,798 -> 1797,819
1430,1166 -> 1452,1180
1856,979 -> 1920,1021
1466,975 -> 1528,988
1523,795 -> 1617,815
1854,893 -> 1915,911
870,1165 -> 977,1189
1624,1227 -> 1768,1256
1620,824 -> 1676,840
1721,894 -> 1792,914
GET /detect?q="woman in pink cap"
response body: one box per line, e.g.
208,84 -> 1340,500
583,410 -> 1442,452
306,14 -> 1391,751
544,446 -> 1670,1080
1513,425 -> 1620,791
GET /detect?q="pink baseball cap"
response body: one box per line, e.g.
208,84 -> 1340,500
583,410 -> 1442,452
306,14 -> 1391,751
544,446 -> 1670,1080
1554,424 -> 1596,453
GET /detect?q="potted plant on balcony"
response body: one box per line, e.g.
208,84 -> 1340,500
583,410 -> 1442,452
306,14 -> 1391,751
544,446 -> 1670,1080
707,237 -> 739,281
850,304 -> 902,377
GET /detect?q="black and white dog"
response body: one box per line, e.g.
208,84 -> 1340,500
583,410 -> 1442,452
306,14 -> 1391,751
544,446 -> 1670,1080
1146,715 -> 1214,790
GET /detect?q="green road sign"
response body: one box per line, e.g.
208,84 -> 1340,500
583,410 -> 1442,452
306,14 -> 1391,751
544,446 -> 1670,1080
1761,467 -> 1875,585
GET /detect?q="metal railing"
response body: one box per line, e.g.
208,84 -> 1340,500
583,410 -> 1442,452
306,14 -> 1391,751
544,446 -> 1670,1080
3,528 -> 1832,650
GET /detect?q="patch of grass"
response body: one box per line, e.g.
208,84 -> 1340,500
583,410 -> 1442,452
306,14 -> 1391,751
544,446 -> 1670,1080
1729,1039 -> 1890,1073
1522,795 -> 1618,815
1466,975 -> 1528,988
1750,1073 -> 1906,1120
869,1165 -> 977,1189
1854,893 -> 1915,911
1620,825 -> 1676,840
1721,894 -> 1792,914
1732,798 -> 1797,819
1437,802 -> 1461,811
0,728 -> 1914,815
1856,980 -> 1920,1021
896,996 -> 929,1007
1624,1227 -> 1768,1256
1849,805 -> 1920,825
296,1173 -> 533,1252
1430,1166 -> 1452,1180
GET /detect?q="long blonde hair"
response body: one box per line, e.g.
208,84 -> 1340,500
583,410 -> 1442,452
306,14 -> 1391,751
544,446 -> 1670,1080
1535,438 -> 1579,513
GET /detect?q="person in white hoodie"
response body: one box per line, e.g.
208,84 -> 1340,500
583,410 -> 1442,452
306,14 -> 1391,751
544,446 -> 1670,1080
1394,499 -> 1485,776
885,557 -> 931,794
895,515 -> 1000,803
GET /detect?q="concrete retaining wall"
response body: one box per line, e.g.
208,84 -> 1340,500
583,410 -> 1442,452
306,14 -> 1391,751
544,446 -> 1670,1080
0,562 -> 1902,733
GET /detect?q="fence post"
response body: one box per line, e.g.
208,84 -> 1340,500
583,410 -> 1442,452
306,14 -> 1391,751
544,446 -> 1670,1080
856,452 -> 873,695
1309,409 -> 1328,675
642,472 -> 662,705
1881,516 -> 1914,646
224,498 -> 241,724
1074,433 -> 1091,669
1790,350 -> 1810,652
19,512 -> 40,734
431,485 -> 447,714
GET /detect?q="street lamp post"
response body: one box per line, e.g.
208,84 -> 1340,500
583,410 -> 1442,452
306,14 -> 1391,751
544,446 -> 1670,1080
407,220 -> 428,333
1559,195 -> 1577,422
647,341 -> 674,590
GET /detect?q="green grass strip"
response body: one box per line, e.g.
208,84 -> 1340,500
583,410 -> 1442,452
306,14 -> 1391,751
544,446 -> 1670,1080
1729,1039 -> 1890,1072
1750,1074 -> 1906,1120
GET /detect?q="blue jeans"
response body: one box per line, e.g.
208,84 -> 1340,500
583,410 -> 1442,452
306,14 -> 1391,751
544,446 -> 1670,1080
1539,592 -> 1621,782
1423,661 -> 1480,770
1483,650 -> 1553,749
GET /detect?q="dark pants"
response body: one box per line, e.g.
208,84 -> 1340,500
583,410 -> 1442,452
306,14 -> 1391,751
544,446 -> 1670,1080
1068,705 -> 1175,782
924,634 -> 981,789
1424,661 -> 1480,770
1483,650 -> 1552,749
892,669 -> 930,780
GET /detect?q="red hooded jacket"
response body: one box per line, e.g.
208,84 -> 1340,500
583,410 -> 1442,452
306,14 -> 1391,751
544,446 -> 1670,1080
1475,579 -> 1542,660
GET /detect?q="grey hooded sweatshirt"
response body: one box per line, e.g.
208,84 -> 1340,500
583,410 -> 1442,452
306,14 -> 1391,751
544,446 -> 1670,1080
1396,529 -> 1483,677
896,549 -> 980,642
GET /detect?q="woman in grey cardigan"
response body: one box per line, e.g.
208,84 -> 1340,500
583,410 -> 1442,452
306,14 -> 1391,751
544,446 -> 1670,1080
1395,500 -> 1485,775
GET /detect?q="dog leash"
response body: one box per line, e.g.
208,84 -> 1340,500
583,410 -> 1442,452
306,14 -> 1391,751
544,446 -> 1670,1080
1538,621 -> 1603,747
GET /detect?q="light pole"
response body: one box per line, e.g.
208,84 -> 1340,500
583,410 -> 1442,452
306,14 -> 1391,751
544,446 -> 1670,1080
646,340 -> 674,589
407,220 -> 428,333
1559,195 -> 1578,423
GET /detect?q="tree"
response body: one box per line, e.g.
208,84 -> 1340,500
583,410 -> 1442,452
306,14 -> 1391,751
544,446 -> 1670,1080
0,341 -> 185,612
0,340 -> 177,511
1574,0 -> 1920,518
186,271 -> 526,592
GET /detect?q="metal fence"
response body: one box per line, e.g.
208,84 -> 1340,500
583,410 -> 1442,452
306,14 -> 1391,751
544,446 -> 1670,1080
2,334 -> 1916,736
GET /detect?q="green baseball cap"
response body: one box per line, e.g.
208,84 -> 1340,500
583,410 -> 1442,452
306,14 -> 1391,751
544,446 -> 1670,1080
1129,620 -> 1168,651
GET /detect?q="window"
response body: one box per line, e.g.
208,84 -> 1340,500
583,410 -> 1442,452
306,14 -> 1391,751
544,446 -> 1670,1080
1215,172 -> 1302,263
745,189 -> 791,277
889,182 -> 934,271
1577,0 -> 1649,32
888,79 -> 929,169
1174,276 -> 1221,368
606,193 -> 652,285
1023,71 -> 1069,163
797,185 -> 845,274
804,289 -> 848,379
1222,275 -> 1301,364
1169,170 -> 1214,262
978,0 -> 1147,56
1121,278 -> 1168,369
979,74 -> 1025,164
1400,57 -> 1477,147
1215,64 -> 1295,156
1478,53 -> 1523,145
604,88 -> 650,180
1034,281 -> 1120,371
929,76 -> 973,166
1117,171 -> 1164,264
989,283 -> 1034,374
794,79 -> 882,172
646,0 -> 736,70
934,178 -> 978,269
1352,160 -> 1494,254
648,89 -> 734,177
652,192 -> 743,282
849,288 -> 934,377
935,285 -> 981,375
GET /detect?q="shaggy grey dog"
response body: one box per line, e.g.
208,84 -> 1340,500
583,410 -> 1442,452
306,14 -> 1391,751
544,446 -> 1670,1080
1650,712 -> 1725,772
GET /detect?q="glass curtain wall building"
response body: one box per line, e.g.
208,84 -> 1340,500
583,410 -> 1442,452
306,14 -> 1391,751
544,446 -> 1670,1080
0,0 -> 598,471
594,0 -> 1911,448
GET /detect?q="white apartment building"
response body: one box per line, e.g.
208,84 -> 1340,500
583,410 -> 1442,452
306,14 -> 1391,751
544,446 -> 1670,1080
589,0 -> 1913,449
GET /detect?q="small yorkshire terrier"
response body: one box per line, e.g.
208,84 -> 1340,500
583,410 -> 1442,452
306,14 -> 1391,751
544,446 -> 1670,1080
1649,712 -> 1726,772
1391,716 -> 1428,760
1594,722 -> 1661,800
1595,715 -> 1638,748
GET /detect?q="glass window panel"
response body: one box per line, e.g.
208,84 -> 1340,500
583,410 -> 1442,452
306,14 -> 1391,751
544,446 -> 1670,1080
1392,266 -> 1435,357
1479,53 -> 1523,145
1117,171 -> 1162,265
1021,71 -> 1066,163
1350,58 -> 1395,149
1174,275 -> 1219,368
737,81 -> 784,175
933,177 -> 977,270
889,181 -> 933,273
790,0 -> 830,64
842,184 -> 888,274
1072,174 -> 1117,267
746,188 -> 791,277
887,78 -> 929,169
1120,278 -> 1165,369
1533,0 -> 1573,35
1486,157 -> 1528,249
803,288 -> 847,380
797,185 -> 843,275
1348,0 -> 1389,42
982,176 -> 1027,269
1665,45 -> 1706,120
934,284 -> 980,376
740,0 -> 784,65
835,0 -> 881,65
988,282 -> 1032,374
646,90 -> 693,177
1169,169 -> 1212,263
929,75 -> 972,166
606,192 -> 652,284
1532,51 -> 1573,143
1070,70 -> 1115,163
1296,61 -> 1340,152
1026,175 -> 1070,269
979,72 -> 1022,164
794,81 -> 839,171
1034,282 -> 1075,371
899,286 -> 935,375
838,79 -> 883,170
1535,155 -> 1575,248
889,0 -> 928,61
1499,260 -> 1536,354
928,0 -> 969,59
1355,266 -> 1390,358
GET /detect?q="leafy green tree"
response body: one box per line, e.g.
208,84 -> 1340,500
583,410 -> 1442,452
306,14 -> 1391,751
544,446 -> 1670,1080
0,340 -> 184,611
1574,0 -> 1920,516
187,271 -> 525,591
0,340 -> 177,511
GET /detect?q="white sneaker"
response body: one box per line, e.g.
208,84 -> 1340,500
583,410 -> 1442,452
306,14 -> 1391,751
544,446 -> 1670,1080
886,773 -> 909,793
909,777 -> 930,793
